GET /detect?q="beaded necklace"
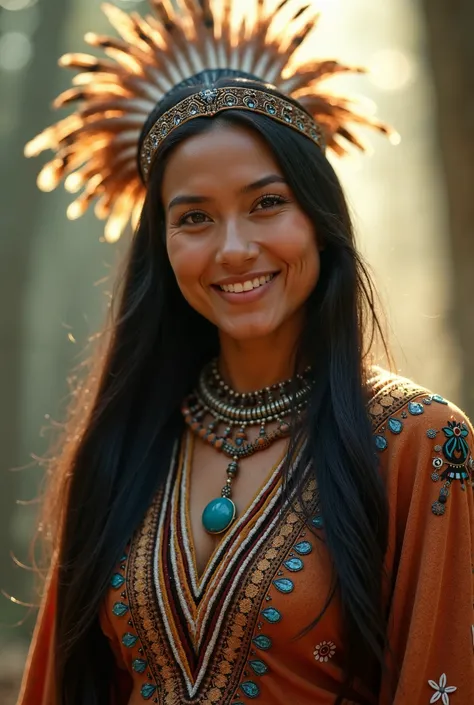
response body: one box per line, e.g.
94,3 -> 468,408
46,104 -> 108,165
181,360 -> 313,535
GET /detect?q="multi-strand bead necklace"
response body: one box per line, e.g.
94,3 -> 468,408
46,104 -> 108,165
181,360 -> 313,535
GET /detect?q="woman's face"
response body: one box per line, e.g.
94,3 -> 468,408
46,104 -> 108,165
162,122 -> 320,343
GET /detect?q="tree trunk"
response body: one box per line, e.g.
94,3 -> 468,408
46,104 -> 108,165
0,0 -> 70,632
421,0 -> 474,415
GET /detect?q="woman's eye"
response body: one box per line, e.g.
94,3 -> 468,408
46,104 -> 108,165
254,195 -> 287,210
178,211 -> 209,226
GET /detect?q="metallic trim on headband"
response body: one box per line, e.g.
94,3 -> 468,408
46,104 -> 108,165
140,87 -> 325,181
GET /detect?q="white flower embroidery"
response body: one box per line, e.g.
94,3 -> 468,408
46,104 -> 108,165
313,640 -> 336,662
428,673 -> 457,704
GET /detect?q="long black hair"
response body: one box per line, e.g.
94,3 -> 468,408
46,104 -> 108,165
40,77 -> 393,704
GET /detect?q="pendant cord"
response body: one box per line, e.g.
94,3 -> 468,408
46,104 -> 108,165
181,359 -> 313,535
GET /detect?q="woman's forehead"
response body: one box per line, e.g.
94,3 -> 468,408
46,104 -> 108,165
161,122 -> 283,197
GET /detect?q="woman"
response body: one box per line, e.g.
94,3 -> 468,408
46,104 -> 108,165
18,2 -> 474,704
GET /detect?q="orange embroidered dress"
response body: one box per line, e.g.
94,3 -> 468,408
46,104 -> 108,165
17,370 -> 474,704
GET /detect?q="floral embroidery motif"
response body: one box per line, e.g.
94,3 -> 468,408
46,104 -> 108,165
441,421 -> 470,469
367,375 -> 460,455
368,376 -> 473,516
430,418 -> 473,516
388,417 -> 403,434
313,641 -> 336,662
408,401 -> 424,416
122,440 -> 318,703
428,673 -> 457,704
368,369 -> 426,452
311,515 -> 324,529
375,435 -> 388,452
103,373 -> 469,703
237,503 -> 318,700
109,546 -> 159,702
240,680 -> 260,698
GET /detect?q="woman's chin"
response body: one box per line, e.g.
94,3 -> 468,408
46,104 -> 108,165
216,316 -> 280,343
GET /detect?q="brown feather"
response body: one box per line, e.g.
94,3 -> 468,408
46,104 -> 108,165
25,0 -> 394,241
150,0 -> 177,34
282,61 -> 365,94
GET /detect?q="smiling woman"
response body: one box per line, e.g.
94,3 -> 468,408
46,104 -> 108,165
162,121 -> 320,346
18,2 -> 474,705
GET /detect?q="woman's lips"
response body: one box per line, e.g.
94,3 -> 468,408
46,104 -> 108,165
212,273 -> 279,304
218,273 -> 276,293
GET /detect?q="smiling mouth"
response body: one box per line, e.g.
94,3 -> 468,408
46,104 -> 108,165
216,273 -> 277,293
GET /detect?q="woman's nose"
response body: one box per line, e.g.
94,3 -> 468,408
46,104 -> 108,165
215,220 -> 259,267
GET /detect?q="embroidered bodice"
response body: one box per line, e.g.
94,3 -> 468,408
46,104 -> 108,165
17,369 -> 474,705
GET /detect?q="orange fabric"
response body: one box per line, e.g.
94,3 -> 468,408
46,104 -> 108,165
16,559 -> 57,705
17,371 -> 474,705
379,399 -> 474,703
16,560 -> 132,705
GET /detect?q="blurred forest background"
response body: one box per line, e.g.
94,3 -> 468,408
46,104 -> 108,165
0,0 -> 472,702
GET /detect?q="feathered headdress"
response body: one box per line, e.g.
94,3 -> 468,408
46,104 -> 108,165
25,0 -> 394,242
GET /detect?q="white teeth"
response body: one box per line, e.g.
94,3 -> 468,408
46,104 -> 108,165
218,273 -> 276,293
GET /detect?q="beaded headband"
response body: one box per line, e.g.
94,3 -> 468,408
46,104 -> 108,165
24,1 -> 395,242
140,85 -> 325,181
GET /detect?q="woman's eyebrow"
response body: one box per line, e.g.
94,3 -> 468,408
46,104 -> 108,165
241,174 -> 287,193
167,174 -> 287,211
168,194 -> 209,211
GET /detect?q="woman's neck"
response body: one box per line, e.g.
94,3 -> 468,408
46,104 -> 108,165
217,324 -> 303,394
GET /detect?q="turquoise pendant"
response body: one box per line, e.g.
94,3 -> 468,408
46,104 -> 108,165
202,497 -> 236,534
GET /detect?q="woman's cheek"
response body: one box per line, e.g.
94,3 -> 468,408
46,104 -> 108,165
167,238 -> 195,279
168,233 -> 212,274
167,243 -> 209,307
263,211 -> 315,257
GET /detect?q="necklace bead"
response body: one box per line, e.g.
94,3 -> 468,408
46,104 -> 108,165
202,497 -> 236,534
182,359 -> 313,535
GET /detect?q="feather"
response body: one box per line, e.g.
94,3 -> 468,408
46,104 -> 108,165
103,180 -> 142,242
281,61 -> 365,94
58,53 -> 119,74
94,194 -> 113,220
53,84 -> 133,110
336,126 -> 368,152
280,8 -> 320,54
67,173 -> 106,220
25,0 -> 394,241
101,3 -> 152,55
150,0 -> 176,31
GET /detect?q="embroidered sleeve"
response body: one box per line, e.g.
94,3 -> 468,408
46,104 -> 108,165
378,396 -> 474,705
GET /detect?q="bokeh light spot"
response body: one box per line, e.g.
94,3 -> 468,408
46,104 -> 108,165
0,0 -> 37,10
369,49 -> 416,91
0,31 -> 32,71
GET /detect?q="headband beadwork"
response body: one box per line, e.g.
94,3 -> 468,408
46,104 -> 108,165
140,86 -> 325,180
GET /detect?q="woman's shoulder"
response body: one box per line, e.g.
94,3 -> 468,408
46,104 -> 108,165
369,370 -> 474,705
366,365 -> 474,521
366,364 -> 472,438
